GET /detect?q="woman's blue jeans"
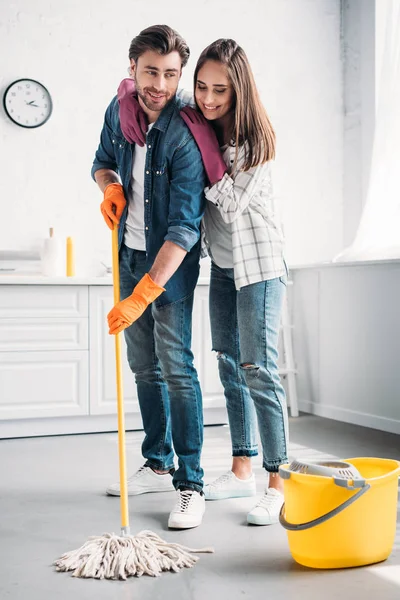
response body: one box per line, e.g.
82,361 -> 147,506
209,262 -> 289,473
119,244 -> 204,492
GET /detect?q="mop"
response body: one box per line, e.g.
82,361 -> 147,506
54,225 -> 214,579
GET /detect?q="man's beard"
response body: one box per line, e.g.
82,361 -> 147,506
135,76 -> 173,113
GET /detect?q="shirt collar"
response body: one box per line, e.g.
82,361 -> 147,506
151,96 -> 177,133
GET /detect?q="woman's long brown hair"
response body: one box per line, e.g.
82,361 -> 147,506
194,39 -> 276,172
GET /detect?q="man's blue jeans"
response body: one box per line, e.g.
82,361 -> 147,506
209,262 -> 289,473
119,244 -> 204,492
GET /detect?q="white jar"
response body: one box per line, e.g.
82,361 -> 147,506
41,228 -> 64,276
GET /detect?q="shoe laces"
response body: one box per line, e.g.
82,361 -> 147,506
255,489 -> 283,511
207,471 -> 234,490
128,465 -> 148,481
176,490 -> 195,512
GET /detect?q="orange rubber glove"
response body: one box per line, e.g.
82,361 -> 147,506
107,273 -> 165,334
100,183 -> 126,230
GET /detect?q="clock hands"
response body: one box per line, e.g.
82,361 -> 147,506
25,100 -> 39,107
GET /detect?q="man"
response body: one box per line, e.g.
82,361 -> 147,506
91,25 -> 206,529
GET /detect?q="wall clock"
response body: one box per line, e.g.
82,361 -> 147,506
3,79 -> 53,128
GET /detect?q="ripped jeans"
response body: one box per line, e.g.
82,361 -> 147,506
209,262 -> 289,473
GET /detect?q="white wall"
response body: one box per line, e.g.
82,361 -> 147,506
292,261 -> 400,435
0,0 -> 343,273
342,0 -> 376,249
375,0 -> 391,102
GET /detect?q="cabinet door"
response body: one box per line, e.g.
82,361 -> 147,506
0,351 -> 89,419
0,318 -> 88,352
89,287 -> 139,416
0,285 -> 88,318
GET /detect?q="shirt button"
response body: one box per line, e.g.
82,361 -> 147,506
145,226 -> 149,231
156,171 -> 159,175
145,199 -> 149,203
146,170 -> 149,175
148,144 -> 151,148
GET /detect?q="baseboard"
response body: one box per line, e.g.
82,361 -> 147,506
299,400 -> 400,435
0,407 -> 228,440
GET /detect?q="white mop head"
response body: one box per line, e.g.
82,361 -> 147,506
54,530 -> 214,579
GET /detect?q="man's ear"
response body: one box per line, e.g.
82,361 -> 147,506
129,58 -> 137,77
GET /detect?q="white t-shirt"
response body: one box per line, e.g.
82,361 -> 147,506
124,124 -> 154,250
204,201 -> 233,268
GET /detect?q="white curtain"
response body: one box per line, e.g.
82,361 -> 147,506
334,0 -> 400,262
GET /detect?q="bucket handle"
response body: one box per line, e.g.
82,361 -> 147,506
279,482 -> 371,532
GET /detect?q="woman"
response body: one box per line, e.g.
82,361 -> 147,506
118,39 -> 289,526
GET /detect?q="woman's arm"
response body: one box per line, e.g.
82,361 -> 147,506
205,158 -> 271,224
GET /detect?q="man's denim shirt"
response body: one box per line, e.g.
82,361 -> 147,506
91,95 -> 205,307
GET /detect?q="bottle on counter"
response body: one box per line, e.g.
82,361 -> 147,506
66,236 -> 75,277
41,227 -> 64,277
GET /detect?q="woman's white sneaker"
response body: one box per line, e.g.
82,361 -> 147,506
106,465 -> 175,496
204,470 -> 256,500
247,488 -> 284,525
168,490 -> 205,529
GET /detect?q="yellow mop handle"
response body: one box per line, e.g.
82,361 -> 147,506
111,225 -> 130,535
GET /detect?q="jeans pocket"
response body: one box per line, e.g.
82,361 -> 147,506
279,275 -> 288,287
283,258 -> 289,278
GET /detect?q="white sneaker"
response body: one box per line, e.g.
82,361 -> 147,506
204,471 -> 256,500
247,488 -> 284,525
106,465 -> 175,496
168,490 -> 205,529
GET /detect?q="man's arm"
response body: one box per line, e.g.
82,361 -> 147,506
92,100 -> 127,229
163,137 -> 205,254
106,246 -> 178,334
148,241 -> 187,287
94,168 -> 120,193
91,99 -> 119,180
147,135 -> 205,286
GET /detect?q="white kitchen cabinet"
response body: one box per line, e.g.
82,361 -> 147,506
0,285 -> 88,318
0,350 -> 89,420
0,317 -> 88,352
0,285 -> 90,425
0,279 -> 226,438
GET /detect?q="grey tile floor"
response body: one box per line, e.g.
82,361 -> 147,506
0,415 -> 399,600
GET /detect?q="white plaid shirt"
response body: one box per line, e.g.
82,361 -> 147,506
203,144 -> 286,290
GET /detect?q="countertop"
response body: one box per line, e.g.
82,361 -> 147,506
0,274 -> 212,286
288,258 -> 400,270
2,257 -> 400,284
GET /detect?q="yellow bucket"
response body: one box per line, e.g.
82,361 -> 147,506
279,457 -> 400,569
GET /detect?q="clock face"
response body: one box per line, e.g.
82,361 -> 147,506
3,79 -> 52,128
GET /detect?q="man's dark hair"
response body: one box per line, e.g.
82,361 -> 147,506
129,25 -> 190,67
